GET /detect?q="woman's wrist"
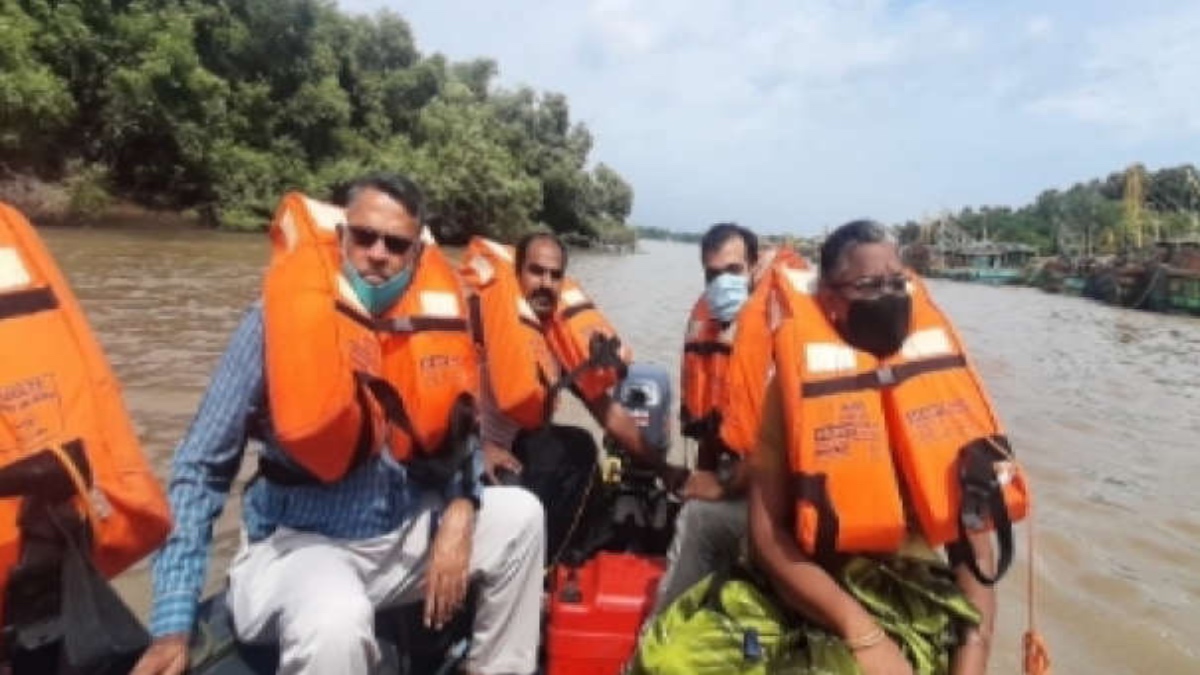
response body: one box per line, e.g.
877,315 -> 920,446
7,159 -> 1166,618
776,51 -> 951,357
844,626 -> 887,651
958,626 -> 991,649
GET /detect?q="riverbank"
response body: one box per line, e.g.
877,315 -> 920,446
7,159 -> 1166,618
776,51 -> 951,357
0,173 -> 208,230
1,174 -> 638,253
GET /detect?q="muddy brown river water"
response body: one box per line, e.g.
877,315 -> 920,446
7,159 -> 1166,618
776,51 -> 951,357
38,228 -> 1200,673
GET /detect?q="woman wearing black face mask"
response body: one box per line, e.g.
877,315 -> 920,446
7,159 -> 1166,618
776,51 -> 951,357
823,270 -> 913,359
692,221 -> 1022,675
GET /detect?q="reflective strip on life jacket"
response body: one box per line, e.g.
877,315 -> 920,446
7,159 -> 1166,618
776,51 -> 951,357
0,202 -> 171,626
773,268 -> 1028,576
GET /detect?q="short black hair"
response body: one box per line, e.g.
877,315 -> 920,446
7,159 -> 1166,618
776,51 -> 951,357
515,231 -> 568,273
700,222 -> 758,266
818,219 -> 891,281
333,173 -> 425,222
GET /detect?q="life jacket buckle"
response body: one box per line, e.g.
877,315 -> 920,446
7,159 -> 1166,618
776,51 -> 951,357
875,366 -> 897,387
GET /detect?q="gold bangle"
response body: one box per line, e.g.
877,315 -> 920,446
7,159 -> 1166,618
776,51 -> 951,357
844,627 -> 886,651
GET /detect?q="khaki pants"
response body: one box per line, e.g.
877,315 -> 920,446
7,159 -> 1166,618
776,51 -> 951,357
227,486 -> 544,675
652,497 -> 747,616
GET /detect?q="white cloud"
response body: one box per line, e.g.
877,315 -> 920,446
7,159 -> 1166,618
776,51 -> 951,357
346,0 -> 1200,232
1027,4 -> 1200,136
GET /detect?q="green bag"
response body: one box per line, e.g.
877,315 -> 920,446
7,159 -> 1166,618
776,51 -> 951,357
629,557 -> 980,675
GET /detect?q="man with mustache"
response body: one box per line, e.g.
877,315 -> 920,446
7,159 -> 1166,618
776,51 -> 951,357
479,232 -> 686,562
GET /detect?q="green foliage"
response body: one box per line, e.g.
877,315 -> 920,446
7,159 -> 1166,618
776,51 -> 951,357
3,0 -> 635,241
0,1 -> 75,163
635,226 -> 702,243
63,161 -> 111,217
912,164 -> 1200,255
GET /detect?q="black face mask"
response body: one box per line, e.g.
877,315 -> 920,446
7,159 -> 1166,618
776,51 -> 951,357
837,293 -> 912,359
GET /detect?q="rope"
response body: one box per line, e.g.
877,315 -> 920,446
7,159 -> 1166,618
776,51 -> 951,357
982,437 -> 1051,675
46,443 -> 101,533
1021,489 -> 1052,675
543,464 -> 598,576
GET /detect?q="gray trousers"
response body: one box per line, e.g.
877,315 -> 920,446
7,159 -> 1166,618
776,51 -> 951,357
652,497 -> 747,615
227,486 -> 545,675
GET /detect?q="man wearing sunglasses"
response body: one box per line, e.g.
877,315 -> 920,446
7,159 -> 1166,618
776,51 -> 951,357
134,174 -> 544,675
479,232 -> 685,562
650,222 -> 762,614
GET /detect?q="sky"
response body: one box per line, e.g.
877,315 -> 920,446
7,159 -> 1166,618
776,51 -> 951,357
339,0 -> 1200,235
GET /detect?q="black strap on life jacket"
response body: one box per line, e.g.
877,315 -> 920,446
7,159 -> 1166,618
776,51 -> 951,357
0,286 -> 58,322
680,409 -> 721,442
682,340 -> 732,357
791,472 -> 840,564
466,294 -> 485,347
357,372 -> 420,450
801,354 -> 967,398
949,435 -> 1015,586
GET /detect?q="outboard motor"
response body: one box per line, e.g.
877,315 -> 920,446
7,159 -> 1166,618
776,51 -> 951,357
614,362 -> 673,459
603,362 -> 678,556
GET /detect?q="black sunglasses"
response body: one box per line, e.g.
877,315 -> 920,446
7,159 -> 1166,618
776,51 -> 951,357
704,263 -> 747,284
832,273 -> 909,296
344,224 -> 415,256
525,263 -> 564,281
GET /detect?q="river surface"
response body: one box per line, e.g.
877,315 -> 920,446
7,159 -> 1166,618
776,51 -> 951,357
36,228 -> 1200,673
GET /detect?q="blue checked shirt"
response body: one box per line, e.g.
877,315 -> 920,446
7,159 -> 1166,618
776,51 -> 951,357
149,304 -> 483,637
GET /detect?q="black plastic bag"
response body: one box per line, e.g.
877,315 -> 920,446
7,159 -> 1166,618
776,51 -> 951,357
52,509 -> 150,675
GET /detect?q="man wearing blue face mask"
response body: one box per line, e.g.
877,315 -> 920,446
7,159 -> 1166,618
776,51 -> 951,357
134,174 -> 544,675
651,222 -> 760,614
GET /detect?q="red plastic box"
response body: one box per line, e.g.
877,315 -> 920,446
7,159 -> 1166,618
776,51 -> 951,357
546,552 -> 667,675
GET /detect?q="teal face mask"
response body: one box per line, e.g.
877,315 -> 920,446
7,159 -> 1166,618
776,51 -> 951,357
342,260 -> 413,315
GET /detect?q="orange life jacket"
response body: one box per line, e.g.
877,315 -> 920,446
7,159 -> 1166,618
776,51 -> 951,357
679,298 -> 731,440
772,267 -> 1028,581
0,202 -> 171,625
459,237 -> 560,430
717,249 -> 808,455
544,278 -> 631,405
263,193 -> 478,483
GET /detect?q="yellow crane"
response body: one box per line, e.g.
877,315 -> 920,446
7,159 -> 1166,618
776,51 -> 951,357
1123,163 -> 1146,250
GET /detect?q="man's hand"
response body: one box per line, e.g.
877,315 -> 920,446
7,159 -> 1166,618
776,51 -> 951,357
482,440 -> 522,484
681,470 -> 725,501
130,633 -> 189,675
425,498 -> 475,630
659,465 -> 692,495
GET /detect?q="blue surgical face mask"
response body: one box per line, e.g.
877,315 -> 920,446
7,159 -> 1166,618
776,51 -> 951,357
705,272 -> 749,322
342,260 -> 413,316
